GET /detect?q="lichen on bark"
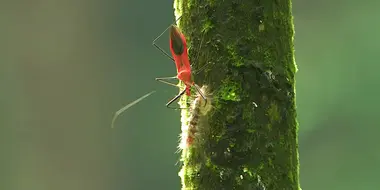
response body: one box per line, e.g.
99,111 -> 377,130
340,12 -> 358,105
174,0 -> 300,189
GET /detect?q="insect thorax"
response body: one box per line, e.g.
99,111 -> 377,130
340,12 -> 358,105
177,70 -> 192,85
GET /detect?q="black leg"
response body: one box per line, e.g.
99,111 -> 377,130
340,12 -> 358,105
193,60 -> 213,75
152,16 -> 183,62
193,84 -> 207,106
166,88 -> 187,109
155,76 -> 189,109
155,76 -> 179,87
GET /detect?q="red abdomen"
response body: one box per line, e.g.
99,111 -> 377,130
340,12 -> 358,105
169,25 -> 192,79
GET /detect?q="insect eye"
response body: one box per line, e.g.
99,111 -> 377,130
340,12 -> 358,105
169,25 -> 184,55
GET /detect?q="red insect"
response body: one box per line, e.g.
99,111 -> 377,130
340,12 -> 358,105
111,18 -> 210,128
111,18 -> 211,128
153,18 -> 207,108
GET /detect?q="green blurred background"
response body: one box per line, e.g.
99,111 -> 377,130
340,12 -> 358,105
1,0 -> 379,190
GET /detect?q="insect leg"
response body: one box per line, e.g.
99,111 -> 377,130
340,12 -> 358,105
193,83 -> 207,106
166,88 -> 187,109
191,31 -> 213,75
153,32 -> 174,62
193,60 -> 213,75
155,76 -> 179,87
190,29 -> 217,76
152,16 -> 182,62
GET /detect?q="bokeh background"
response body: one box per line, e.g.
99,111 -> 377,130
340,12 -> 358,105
1,0 -> 379,189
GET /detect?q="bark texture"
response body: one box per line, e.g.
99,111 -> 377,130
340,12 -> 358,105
174,0 -> 300,189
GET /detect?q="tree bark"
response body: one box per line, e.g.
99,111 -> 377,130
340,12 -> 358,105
174,0 -> 300,189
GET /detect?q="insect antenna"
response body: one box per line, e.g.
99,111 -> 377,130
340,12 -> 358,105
111,91 -> 156,128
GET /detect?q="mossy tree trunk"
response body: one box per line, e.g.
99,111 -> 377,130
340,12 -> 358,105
174,0 -> 300,189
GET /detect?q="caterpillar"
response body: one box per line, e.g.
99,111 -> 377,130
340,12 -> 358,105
179,85 -> 213,150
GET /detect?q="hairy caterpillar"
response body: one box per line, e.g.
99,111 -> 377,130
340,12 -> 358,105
179,85 -> 213,150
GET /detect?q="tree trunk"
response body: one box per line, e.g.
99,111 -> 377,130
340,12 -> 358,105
174,0 -> 300,189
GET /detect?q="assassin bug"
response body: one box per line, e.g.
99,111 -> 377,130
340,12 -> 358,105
153,16 -> 208,109
111,17 -> 210,128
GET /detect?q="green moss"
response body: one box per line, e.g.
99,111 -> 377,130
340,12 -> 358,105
207,0 -> 217,7
259,23 -> 265,31
202,20 -> 214,33
226,45 -> 244,67
268,102 -> 280,123
218,79 -> 241,101
266,123 -> 272,132
246,129 -> 256,133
